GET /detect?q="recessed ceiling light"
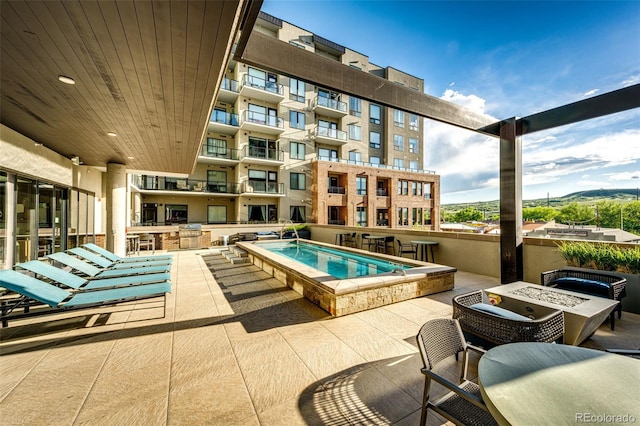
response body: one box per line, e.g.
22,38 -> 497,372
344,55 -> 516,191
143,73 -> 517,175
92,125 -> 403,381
107,132 -> 117,137
127,156 -> 134,160
58,75 -> 75,85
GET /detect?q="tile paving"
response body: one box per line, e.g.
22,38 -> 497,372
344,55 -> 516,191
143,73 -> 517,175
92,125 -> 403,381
1,249 -> 638,425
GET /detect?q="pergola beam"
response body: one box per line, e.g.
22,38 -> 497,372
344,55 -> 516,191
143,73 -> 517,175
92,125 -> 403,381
236,31 -> 496,133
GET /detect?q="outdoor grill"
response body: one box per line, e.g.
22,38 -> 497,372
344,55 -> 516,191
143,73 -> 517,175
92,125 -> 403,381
179,224 -> 202,249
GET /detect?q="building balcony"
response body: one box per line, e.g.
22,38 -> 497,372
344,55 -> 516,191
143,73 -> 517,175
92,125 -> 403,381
217,77 -> 239,103
239,74 -> 285,103
239,110 -> 284,135
198,146 -> 240,165
130,175 -> 240,196
314,156 -> 436,174
311,126 -> 347,146
241,181 -> 284,196
240,145 -> 284,165
208,111 -> 239,135
312,95 -> 347,118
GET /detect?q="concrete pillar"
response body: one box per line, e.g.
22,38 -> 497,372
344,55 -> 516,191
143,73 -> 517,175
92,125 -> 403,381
106,163 -> 127,256
132,192 -> 142,225
4,173 -> 16,268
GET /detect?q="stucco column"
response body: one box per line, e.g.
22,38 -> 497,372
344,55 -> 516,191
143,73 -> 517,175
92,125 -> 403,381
106,163 -> 127,256
132,191 -> 141,225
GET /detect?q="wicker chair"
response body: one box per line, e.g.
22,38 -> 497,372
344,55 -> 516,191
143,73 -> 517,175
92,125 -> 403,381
416,318 -> 496,426
541,268 -> 626,330
452,291 -> 565,349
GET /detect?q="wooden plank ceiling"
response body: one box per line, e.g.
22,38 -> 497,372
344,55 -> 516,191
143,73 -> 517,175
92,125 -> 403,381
1,0 -> 246,174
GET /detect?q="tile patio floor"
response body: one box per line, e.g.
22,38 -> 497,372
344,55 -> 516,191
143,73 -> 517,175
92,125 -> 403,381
1,249 -> 638,425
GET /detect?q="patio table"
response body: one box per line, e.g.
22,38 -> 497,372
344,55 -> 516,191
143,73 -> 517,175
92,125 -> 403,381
478,342 -> 640,426
410,240 -> 438,262
362,235 -> 384,251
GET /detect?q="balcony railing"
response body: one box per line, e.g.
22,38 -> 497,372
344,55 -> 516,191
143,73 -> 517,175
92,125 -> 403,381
328,186 -> 346,194
241,74 -> 283,96
244,181 -> 284,194
313,156 -> 436,174
221,77 -> 239,93
242,145 -> 284,162
312,126 -> 347,142
241,110 -> 284,129
200,145 -> 240,161
312,95 -> 347,117
210,110 -> 238,126
131,175 -> 240,194
376,189 -> 389,196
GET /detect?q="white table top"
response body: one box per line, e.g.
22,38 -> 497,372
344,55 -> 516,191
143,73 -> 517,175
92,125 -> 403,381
479,342 -> 640,425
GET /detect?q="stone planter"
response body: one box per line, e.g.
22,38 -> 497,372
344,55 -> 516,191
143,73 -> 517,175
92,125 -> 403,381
297,230 -> 311,239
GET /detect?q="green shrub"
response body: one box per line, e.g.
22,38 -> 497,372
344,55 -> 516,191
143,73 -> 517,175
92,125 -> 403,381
556,241 -> 640,274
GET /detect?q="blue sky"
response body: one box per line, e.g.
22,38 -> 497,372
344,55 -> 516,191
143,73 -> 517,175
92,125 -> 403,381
261,1 -> 640,204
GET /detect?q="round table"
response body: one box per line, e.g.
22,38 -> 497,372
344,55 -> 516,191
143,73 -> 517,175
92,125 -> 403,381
478,342 -> 640,425
410,240 -> 438,262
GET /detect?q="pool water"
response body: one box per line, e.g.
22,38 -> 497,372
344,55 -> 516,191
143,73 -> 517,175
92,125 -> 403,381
259,240 -> 410,279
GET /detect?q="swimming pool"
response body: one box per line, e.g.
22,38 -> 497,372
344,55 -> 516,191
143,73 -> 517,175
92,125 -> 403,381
236,239 -> 456,316
257,241 -> 409,279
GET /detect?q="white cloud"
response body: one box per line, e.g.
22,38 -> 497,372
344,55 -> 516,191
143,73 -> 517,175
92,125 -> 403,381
622,74 -> 640,86
583,89 -> 599,97
604,170 -> 640,181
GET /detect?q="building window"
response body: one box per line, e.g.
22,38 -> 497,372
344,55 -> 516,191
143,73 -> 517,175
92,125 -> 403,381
207,206 -> 227,224
348,124 -> 361,141
318,148 -> 338,161
412,208 -> 423,226
369,131 -> 381,149
290,206 -> 306,223
409,160 -> 419,171
393,135 -> 404,151
290,172 -> 306,190
397,207 -> 409,226
350,97 -> 361,117
424,183 -> 432,199
370,103 -> 381,124
289,110 -> 305,129
248,169 -> 278,193
397,180 -> 408,195
165,204 -> 188,225
356,207 -> 367,227
248,137 -> 278,160
409,113 -> 419,131
248,103 -> 278,127
349,151 -> 362,164
369,156 -> 381,166
205,137 -> 227,157
393,158 -> 405,169
290,141 -> 305,160
356,176 -> 367,195
394,109 -> 405,128
411,182 -> 418,196
409,137 -> 419,154
289,41 -> 305,49
289,78 -> 305,102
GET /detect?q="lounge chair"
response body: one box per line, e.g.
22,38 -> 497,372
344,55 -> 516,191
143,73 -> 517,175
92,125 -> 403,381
68,247 -> 171,270
0,270 -> 171,327
83,243 -> 172,263
15,261 -> 171,290
48,252 -> 170,278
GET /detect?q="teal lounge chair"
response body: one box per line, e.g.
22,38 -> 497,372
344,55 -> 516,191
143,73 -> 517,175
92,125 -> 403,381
48,252 -> 170,278
15,261 -> 171,290
83,243 -> 172,263
69,247 -> 171,270
0,270 -> 171,327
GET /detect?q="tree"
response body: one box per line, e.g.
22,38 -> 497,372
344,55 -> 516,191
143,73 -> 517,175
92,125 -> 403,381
554,202 -> 595,225
522,206 -> 556,222
596,200 -> 621,228
452,207 -> 484,222
623,201 -> 640,235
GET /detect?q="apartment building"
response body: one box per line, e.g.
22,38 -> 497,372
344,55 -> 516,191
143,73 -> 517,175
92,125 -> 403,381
130,12 -> 440,230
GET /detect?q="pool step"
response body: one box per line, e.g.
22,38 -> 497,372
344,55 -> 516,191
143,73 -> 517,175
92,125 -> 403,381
221,247 -> 249,264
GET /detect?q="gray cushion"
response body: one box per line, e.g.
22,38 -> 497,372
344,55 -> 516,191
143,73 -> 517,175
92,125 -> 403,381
470,303 -> 533,322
